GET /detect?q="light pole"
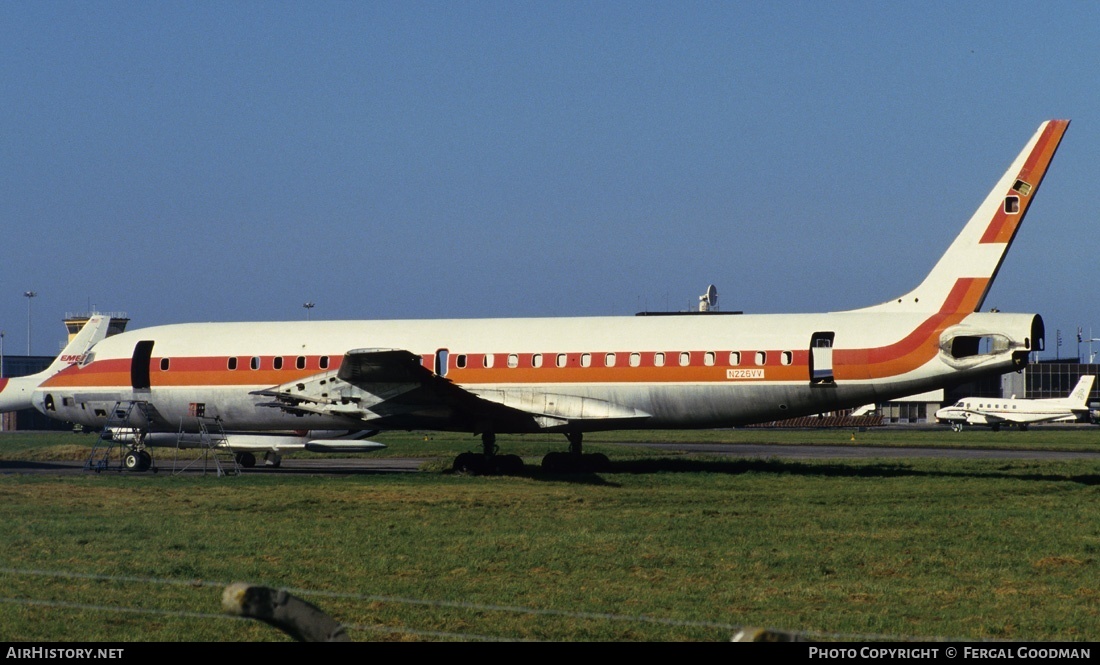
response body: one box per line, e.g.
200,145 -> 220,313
24,291 -> 36,355
303,302 -> 315,320
1,330 -> 5,378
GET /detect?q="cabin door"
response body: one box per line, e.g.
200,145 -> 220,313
809,332 -> 835,384
131,340 -> 154,390
435,348 -> 449,377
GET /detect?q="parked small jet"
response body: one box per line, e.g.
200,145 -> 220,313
935,375 -> 1095,431
3,120 -> 1071,473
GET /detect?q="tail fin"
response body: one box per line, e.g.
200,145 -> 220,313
0,315 -> 111,413
1066,375 -> 1095,408
42,315 -> 112,375
858,119 -> 1069,314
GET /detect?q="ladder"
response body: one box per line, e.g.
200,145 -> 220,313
84,401 -> 156,473
172,416 -> 241,477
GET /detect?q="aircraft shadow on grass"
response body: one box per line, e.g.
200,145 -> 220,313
525,457 -> 1100,488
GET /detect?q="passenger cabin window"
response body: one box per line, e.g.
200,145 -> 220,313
679,352 -> 690,367
605,353 -> 616,367
755,351 -> 767,366
508,354 -> 519,368
781,351 -> 792,365
160,358 -> 170,371
629,352 -> 641,367
319,356 -> 330,370
532,353 -> 543,368
557,353 -> 567,368
729,352 -> 741,366
581,353 -> 591,368
273,357 -> 284,370
456,354 -> 467,369
483,354 -> 494,368
654,352 -> 665,367
228,357 -> 238,370
250,356 -> 260,370
705,352 -> 715,366
296,356 -> 305,370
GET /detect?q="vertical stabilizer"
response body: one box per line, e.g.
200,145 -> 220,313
858,120 -> 1069,315
1064,375 -> 1095,408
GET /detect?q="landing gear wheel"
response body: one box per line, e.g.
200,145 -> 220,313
236,452 -> 256,468
584,452 -> 610,472
542,429 -> 611,473
453,452 -> 486,475
542,451 -> 579,473
496,454 -> 524,474
137,451 -> 152,472
123,450 -> 142,471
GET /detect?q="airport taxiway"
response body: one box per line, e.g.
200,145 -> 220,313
4,442 -> 1100,476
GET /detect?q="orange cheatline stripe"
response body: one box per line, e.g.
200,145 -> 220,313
838,278 -> 985,380
980,120 -> 1069,245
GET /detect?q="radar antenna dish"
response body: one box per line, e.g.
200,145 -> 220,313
699,284 -> 718,312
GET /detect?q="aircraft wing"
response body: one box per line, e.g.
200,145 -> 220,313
336,348 -> 431,384
254,348 -> 651,432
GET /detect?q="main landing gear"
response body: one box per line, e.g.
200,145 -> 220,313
122,449 -> 155,472
542,432 -> 610,473
450,431 -> 610,475
452,432 -> 524,475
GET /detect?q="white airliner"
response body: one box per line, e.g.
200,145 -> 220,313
935,375 -> 1095,432
0,120 -> 1070,473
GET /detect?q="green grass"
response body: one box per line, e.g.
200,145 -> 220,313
2,429 -> 1100,641
5,423 -> 1100,463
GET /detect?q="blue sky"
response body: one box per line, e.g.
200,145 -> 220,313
2,1 -> 1098,360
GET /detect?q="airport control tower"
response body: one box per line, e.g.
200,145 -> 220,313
63,312 -> 130,342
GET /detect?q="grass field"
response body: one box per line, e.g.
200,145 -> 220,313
2,428 -> 1100,642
